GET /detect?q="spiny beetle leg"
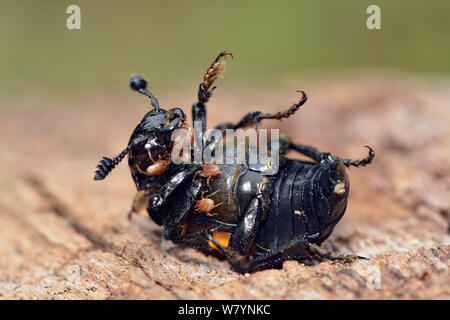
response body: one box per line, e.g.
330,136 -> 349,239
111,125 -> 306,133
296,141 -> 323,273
198,51 -> 233,104
288,143 -> 324,162
171,225 -> 221,246
209,233 -> 316,273
307,242 -> 368,264
163,180 -> 204,240
289,143 -> 375,168
206,232 -> 252,271
148,165 -> 201,211
192,51 -> 233,147
342,146 -> 375,168
228,197 -> 262,256
230,90 -> 307,130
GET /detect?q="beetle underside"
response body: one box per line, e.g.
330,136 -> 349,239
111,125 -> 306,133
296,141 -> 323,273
93,51 -> 374,273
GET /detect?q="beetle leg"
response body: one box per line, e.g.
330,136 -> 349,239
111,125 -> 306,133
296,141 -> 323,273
198,51 -> 233,104
171,226 -> 220,244
228,197 -> 263,256
210,233 -> 315,273
229,176 -> 272,255
202,122 -> 235,158
192,51 -> 233,148
198,180 -> 272,272
163,180 -> 204,240
147,164 -> 201,211
288,143 -> 324,162
202,91 -> 307,156
307,243 -> 368,263
205,233 -> 251,268
341,146 -> 375,168
289,143 -> 375,168
252,235 -> 318,271
232,90 -> 307,130
166,197 -> 224,245
192,102 -> 207,149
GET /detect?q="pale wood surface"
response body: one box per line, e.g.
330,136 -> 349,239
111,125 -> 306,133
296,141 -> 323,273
0,75 -> 448,299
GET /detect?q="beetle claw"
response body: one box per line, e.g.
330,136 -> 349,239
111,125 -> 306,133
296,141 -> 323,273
219,51 -> 233,60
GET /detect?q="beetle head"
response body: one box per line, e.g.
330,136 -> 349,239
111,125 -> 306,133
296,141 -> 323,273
127,75 -> 186,174
93,75 -> 186,181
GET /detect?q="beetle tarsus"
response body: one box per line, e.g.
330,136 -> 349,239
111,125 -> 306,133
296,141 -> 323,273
342,145 -> 375,168
198,51 -> 233,104
288,143 -> 375,169
229,90 -> 308,130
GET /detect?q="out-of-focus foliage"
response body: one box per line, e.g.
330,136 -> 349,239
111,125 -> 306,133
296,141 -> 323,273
0,0 -> 449,96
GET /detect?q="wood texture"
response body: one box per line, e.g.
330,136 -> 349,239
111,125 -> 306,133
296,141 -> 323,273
0,75 -> 448,299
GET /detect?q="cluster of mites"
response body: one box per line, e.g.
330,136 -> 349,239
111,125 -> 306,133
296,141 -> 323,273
140,152 -> 223,217
195,164 -> 223,216
135,127 -> 223,217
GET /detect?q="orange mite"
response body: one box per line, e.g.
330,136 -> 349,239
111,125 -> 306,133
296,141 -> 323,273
199,164 -> 221,177
196,198 -> 215,212
195,190 -> 222,216
145,158 -> 171,176
197,163 -> 221,186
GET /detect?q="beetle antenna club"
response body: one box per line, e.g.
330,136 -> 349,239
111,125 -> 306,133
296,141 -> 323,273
93,147 -> 130,181
129,75 -> 160,111
93,137 -> 146,180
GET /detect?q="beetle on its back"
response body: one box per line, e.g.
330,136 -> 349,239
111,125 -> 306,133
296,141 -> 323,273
93,51 -> 374,273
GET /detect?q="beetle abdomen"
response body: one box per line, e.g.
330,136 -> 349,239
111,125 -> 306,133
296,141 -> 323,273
255,158 -> 350,250
255,160 -> 311,249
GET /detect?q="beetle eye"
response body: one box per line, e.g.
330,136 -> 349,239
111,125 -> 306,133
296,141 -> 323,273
169,108 -> 185,121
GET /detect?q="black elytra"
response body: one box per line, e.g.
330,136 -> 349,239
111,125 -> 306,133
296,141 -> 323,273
93,51 -> 375,273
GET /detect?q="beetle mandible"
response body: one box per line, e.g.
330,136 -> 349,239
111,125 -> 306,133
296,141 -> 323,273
93,51 -> 375,273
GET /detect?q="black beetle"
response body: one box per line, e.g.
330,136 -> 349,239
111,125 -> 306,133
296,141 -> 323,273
93,51 -> 374,273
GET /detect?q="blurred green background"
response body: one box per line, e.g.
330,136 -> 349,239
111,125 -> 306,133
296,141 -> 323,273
0,0 -> 449,100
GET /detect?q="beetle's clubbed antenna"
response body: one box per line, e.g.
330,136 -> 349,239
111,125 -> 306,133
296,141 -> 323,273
342,146 -> 375,168
93,147 -> 131,181
129,75 -> 160,111
93,137 -> 147,180
198,51 -> 233,104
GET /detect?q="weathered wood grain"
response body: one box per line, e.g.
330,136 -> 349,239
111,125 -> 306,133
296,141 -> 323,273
0,75 -> 448,299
